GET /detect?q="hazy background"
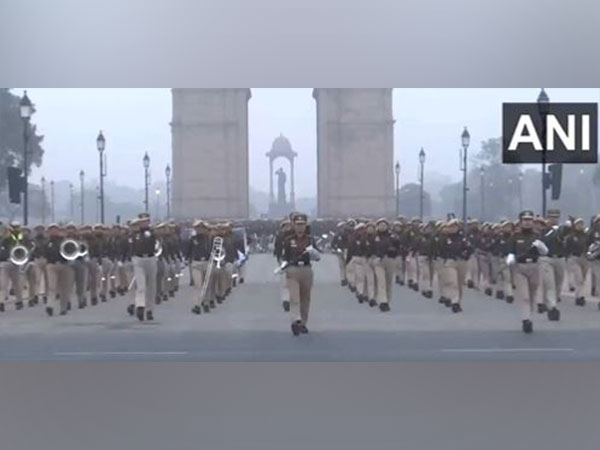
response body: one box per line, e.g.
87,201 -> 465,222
5,87 -> 600,221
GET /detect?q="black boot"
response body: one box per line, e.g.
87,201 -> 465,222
127,304 -> 135,316
485,288 -> 493,296
467,280 -> 474,289
537,304 -> 547,314
202,304 -> 210,313
379,303 -> 390,312
575,297 -> 586,306
192,305 -> 201,315
496,290 -> 504,300
146,310 -> 154,321
45,306 -> 53,316
209,300 -> 216,309
341,279 -> 348,287
100,294 -> 107,303
412,283 -> 419,292
91,297 -> 98,306
300,324 -> 309,334
368,299 -> 377,308
28,299 -> 35,307
66,301 -> 71,311
282,301 -> 290,312
506,295 -> 514,304
547,307 -> 560,322
78,301 -> 86,309
451,303 -> 463,313
135,306 -> 145,322
522,320 -> 533,333
109,290 -> 116,299
169,290 -> 175,298
291,320 -> 301,336
0,303 -> 4,312
15,301 -> 24,311
156,296 -> 162,305
438,297 -> 445,304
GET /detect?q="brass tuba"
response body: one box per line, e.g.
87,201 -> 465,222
10,244 -> 31,266
59,239 -> 82,261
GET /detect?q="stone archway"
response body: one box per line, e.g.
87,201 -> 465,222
171,88 -> 395,219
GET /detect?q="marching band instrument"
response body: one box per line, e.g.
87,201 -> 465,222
9,243 -> 31,266
199,236 -> 224,301
59,239 -> 83,261
154,239 -> 163,257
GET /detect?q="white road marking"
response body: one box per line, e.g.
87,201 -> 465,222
441,348 -> 574,353
54,351 -> 189,356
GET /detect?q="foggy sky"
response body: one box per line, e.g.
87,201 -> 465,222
12,88 -> 600,197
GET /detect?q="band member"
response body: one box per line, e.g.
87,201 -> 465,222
465,219 -> 480,289
65,223 -> 88,309
281,212 -> 320,336
43,224 -> 71,316
493,221 -> 515,303
506,210 -> 556,333
85,225 -> 104,306
130,213 -> 158,321
415,222 -> 435,299
189,220 -> 213,314
405,218 -> 420,291
154,223 -> 168,304
565,217 -> 589,306
371,218 -> 397,311
586,214 -> 600,303
0,221 -> 27,311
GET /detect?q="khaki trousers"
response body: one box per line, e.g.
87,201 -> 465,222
374,256 -> 395,304
417,255 -> 432,293
514,262 -> 540,320
346,256 -> 356,288
336,252 -> 347,282
280,272 -> 290,302
69,260 -> 88,304
477,253 -> 491,291
439,259 -> 467,305
190,260 -> 210,306
490,256 -> 504,291
85,259 -> 100,300
406,254 -> 419,285
156,259 -> 166,298
466,254 -> 479,287
567,256 -> 590,299
395,256 -> 406,283
539,256 -> 565,306
46,263 -> 73,312
0,261 -> 23,304
133,256 -> 157,310
590,260 -> 600,298
286,265 -> 313,325
354,256 -> 375,301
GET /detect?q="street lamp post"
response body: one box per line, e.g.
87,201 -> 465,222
69,183 -> 74,221
165,164 -> 171,219
394,161 -> 400,216
480,166 -> 485,220
419,148 -> 425,220
41,176 -> 46,225
143,152 -> 150,213
538,88 -> 550,217
461,127 -> 471,231
155,188 -> 161,220
19,91 -> 33,225
97,131 -> 106,223
518,171 -> 523,211
79,170 -> 85,224
50,180 -> 55,223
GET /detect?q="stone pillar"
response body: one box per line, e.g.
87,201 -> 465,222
269,158 -> 274,204
171,88 -> 251,219
290,158 -> 295,208
313,88 -> 395,218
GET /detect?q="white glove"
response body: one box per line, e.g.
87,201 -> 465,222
532,239 -> 549,255
506,253 -> 516,266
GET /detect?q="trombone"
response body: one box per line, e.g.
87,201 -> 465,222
199,236 -> 224,301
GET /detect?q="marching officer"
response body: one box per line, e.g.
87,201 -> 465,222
371,218 -> 397,312
506,210 -> 556,333
274,219 -> 293,312
130,213 -> 158,321
281,212 -> 321,336
539,209 -> 567,311
0,221 -> 27,311
43,224 -> 71,316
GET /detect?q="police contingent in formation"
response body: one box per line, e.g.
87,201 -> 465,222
0,213 -> 248,322
3,208 -> 600,336
323,209 -> 600,334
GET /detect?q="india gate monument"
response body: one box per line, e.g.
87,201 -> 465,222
171,88 -> 395,219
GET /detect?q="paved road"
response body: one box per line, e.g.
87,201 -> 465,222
1,254 -> 600,361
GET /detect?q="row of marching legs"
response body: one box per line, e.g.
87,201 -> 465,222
0,258 -> 136,316
336,254 -> 396,312
189,262 -> 246,316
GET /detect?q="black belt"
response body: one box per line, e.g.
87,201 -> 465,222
134,253 -> 154,258
193,257 -> 208,262
518,257 -> 538,263
291,261 -> 311,267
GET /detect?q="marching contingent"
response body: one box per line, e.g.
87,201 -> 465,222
2,207 -> 600,336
